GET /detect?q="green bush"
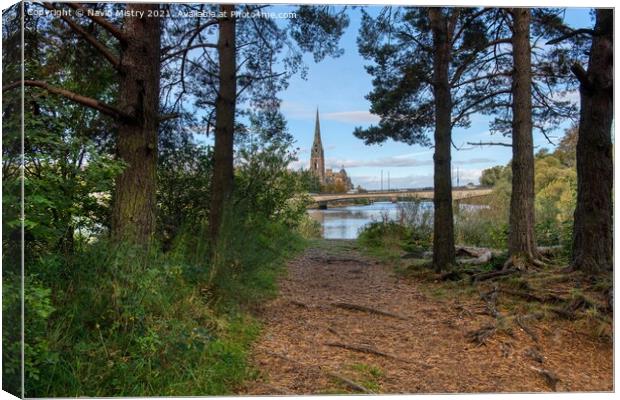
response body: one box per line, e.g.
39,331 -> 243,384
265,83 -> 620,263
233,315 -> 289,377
358,221 -> 410,252
454,205 -> 508,249
396,200 -> 433,247
25,214 -> 303,397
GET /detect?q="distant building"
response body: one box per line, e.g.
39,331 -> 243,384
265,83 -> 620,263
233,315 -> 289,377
309,109 -> 353,192
310,108 -> 325,183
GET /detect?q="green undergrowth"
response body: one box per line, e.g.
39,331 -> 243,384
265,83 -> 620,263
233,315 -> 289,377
7,218 -> 306,397
357,221 -> 423,265
321,363 -> 384,394
347,363 -> 384,392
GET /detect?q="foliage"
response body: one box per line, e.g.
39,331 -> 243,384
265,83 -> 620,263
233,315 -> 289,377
479,165 -> 507,187
357,201 -> 432,261
289,5 -> 349,62
534,148 -> 577,249
20,238 -> 264,396
157,126 -> 214,249
457,127 -> 577,250
321,181 -> 348,193
1,2 -> 348,396
396,200 -> 433,247
358,221 -> 410,257
454,204 -> 509,249
235,117 -> 313,230
354,7 -> 506,146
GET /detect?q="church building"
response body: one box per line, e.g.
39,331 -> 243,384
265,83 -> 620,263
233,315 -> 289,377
310,109 -> 354,192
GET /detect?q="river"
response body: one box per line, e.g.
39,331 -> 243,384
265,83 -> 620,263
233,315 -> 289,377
307,201 -> 432,240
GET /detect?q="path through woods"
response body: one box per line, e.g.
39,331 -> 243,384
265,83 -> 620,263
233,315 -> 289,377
240,240 -> 612,394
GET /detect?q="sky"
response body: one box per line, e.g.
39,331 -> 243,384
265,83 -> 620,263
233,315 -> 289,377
276,6 -> 593,190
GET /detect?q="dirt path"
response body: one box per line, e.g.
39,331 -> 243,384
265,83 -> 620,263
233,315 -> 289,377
240,240 -> 612,394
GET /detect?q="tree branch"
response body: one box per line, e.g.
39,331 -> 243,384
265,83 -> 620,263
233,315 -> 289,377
41,3 -> 120,68
161,42 -> 219,62
452,89 -> 511,126
452,71 -> 511,88
159,113 -> 181,122
546,28 -> 596,45
66,3 -> 127,43
451,8 -> 492,45
571,62 -> 591,90
467,141 -> 512,147
3,80 -> 131,120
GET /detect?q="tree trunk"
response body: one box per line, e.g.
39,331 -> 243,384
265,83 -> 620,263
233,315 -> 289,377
209,5 -> 237,244
507,8 -> 538,268
572,9 -> 613,274
111,4 -> 161,244
429,9 -> 456,272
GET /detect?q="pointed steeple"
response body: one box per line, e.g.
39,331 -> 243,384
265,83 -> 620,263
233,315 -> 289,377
313,107 -> 322,145
310,107 -> 325,184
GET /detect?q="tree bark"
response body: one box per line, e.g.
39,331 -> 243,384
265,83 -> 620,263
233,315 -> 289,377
572,9 -> 613,274
429,9 -> 456,272
507,8 -> 538,267
209,5 -> 237,244
111,4 -> 161,244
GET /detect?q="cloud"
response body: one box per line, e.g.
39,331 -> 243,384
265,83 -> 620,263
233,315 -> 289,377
454,158 -> 496,165
349,167 -> 485,190
350,174 -> 434,190
322,111 -> 380,124
454,168 -> 485,185
279,102 -> 381,125
324,153 -> 494,169
280,101 -> 314,119
326,156 -> 432,169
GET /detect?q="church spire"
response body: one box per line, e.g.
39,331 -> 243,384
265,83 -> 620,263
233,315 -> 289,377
310,107 -> 325,184
314,107 -> 322,145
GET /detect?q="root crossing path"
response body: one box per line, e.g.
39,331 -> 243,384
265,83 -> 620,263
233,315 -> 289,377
240,240 -> 612,394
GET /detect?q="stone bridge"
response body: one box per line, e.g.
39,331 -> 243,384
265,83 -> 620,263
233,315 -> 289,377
310,187 -> 493,209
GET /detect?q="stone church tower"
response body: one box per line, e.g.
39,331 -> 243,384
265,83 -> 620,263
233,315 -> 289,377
310,108 -> 325,183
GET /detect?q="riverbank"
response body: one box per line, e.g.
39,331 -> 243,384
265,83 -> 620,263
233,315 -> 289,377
240,239 -> 612,394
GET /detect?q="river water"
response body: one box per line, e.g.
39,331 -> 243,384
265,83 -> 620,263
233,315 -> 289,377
307,201 -> 432,240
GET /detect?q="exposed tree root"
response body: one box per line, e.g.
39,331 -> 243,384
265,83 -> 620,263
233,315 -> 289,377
330,302 -> 408,320
529,365 -> 560,391
326,370 -> 375,394
515,314 -> 541,342
466,286 -> 511,346
525,347 -> 544,363
324,342 -> 416,365
472,268 -> 517,282
327,326 -> 344,339
465,324 -> 497,346
438,270 -> 463,281
500,288 -> 566,304
456,246 -> 493,265
290,300 -> 310,308
480,286 -> 502,318
263,350 -> 375,394
550,306 -> 576,320
453,302 -> 474,318
503,254 -> 548,271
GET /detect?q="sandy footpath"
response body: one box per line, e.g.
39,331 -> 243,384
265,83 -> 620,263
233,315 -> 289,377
240,240 -> 613,394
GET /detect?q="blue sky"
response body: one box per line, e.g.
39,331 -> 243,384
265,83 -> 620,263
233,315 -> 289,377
277,6 -> 593,190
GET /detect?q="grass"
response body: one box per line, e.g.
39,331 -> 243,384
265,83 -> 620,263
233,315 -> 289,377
347,363 -> 384,392
14,217 -> 307,397
323,363 -> 385,394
